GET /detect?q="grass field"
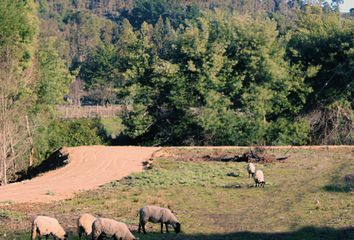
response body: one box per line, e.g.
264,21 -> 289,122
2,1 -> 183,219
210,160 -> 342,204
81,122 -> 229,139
100,118 -> 124,139
0,148 -> 353,240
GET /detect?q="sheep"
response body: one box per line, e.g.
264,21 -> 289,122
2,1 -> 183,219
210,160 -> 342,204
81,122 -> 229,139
138,205 -> 181,234
77,213 -> 96,239
31,216 -> 67,240
247,163 -> 256,178
254,169 -> 265,188
92,217 -> 136,240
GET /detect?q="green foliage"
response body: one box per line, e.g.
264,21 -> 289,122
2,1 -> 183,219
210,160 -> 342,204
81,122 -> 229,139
32,0 -> 353,146
108,13 -> 312,145
287,6 -> 354,106
36,37 -> 74,106
35,119 -> 104,160
266,118 -> 310,145
0,0 -> 35,54
1,0 -> 352,153
120,0 -> 201,29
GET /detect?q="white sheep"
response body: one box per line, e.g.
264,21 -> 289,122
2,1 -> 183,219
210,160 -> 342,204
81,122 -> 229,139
77,213 -> 96,239
92,217 -> 136,240
247,163 -> 256,178
31,216 -> 67,240
138,205 -> 181,234
254,169 -> 265,188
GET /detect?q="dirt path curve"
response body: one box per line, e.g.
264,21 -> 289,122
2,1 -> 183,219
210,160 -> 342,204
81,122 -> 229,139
0,146 -> 160,203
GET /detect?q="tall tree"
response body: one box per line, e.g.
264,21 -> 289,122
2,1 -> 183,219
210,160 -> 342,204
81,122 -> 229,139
0,0 -> 37,184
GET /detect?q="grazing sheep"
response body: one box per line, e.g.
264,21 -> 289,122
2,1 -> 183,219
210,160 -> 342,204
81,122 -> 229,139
92,218 -> 136,240
138,205 -> 181,234
247,163 -> 256,178
254,169 -> 265,188
77,213 -> 96,239
31,216 -> 67,240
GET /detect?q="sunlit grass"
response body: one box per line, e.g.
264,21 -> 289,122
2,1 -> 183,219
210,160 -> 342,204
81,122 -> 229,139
100,117 -> 124,139
1,148 -> 353,240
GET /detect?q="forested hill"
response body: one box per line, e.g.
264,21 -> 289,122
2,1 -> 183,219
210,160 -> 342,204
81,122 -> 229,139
0,0 -> 353,182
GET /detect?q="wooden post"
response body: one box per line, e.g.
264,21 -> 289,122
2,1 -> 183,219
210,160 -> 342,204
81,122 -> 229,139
8,127 -> 16,170
25,115 -> 34,167
2,125 -> 7,185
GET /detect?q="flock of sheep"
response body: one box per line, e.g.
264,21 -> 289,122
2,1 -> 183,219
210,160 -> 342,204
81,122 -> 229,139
31,163 -> 264,239
247,162 -> 266,188
31,205 -> 180,240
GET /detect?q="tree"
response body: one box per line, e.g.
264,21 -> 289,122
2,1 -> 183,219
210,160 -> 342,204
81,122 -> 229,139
330,0 -> 344,11
0,0 -> 37,184
288,6 -> 354,106
36,37 -> 74,107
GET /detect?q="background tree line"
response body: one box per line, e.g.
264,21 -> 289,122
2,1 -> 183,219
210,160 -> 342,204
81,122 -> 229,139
0,0 -> 353,183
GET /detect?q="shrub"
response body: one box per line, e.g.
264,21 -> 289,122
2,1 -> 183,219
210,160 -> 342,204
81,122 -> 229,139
266,118 -> 310,145
34,119 -> 105,161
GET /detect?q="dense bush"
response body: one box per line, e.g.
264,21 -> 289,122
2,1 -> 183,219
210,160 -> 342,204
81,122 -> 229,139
34,119 -> 105,161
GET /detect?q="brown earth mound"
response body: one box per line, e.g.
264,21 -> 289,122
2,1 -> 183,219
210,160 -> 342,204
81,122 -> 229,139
0,146 -> 159,203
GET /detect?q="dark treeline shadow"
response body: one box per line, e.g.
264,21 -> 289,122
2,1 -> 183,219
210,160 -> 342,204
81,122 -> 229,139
7,226 -> 354,239
131,226 -> 354,240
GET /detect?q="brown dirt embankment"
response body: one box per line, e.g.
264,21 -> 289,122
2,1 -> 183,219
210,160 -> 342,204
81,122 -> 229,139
0,146 -> 159,203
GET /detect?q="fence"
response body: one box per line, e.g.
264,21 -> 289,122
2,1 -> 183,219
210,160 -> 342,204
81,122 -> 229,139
56,105 -> 124,119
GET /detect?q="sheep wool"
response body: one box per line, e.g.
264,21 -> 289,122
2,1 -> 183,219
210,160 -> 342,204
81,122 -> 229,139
247,163 -> 256,178
31,216 -> 67,240
92,218 -> 136,240
254,169 -> 265,188
138,205 -> 181,234
77,213 -> 96,239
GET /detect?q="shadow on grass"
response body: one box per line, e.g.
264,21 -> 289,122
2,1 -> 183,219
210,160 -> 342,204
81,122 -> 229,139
7,226 -> 354,240
323,173 -> 354,193
323,184 -> 352,193
133,226 -> 354,240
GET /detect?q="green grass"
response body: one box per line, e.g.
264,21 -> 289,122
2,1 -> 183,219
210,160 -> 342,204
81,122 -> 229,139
0,210 -> 24,222
1,148 -> 353,240
100,117 -> 124,139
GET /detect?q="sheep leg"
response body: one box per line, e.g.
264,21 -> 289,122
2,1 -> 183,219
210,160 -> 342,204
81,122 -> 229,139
138,222 -> 141,233
165,223 -> 169,233
161,222 -> 164,233
142,223 -> 147,234
92,233 -> 98,240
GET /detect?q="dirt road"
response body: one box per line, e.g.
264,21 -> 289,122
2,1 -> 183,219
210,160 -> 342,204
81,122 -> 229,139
0,146 -> 159,203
